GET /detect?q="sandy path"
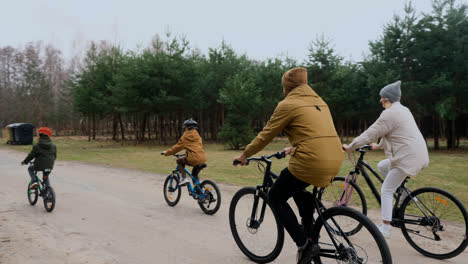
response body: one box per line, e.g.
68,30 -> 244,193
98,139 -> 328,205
0,149 -> 466,263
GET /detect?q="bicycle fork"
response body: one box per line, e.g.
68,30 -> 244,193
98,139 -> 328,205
249,189 -> 268,229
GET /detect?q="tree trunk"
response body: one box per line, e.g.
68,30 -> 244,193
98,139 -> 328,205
433,114 -> 439,150
159,115 -> 164,145
92,112 -> 96,140
140,114 -> 147,141
88,115 -> 91,142
112,114 -> 118,141
119,113 -> 125,140
147,115 -> 152,140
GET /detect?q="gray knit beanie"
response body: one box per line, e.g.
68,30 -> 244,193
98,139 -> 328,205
379,80 -> 401,103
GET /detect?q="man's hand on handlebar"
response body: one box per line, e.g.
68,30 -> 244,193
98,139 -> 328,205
282,146 -> 293,155
370,143 -> 380,150
233,153 -> 248,166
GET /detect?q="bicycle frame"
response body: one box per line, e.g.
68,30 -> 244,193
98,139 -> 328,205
344,148 -> 436,226
243,152 -> 360,261
169,165 -> 207,200
28,170 -> 49,195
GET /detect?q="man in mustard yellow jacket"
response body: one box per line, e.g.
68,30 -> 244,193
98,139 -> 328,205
233,67 -> 343,264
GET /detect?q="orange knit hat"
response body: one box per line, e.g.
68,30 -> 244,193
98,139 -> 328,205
281,67 -> 308,92
38,127 -> 52,137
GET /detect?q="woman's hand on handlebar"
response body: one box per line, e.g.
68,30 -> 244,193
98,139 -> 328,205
233,153 -> 248,166
342,144 -> 351,152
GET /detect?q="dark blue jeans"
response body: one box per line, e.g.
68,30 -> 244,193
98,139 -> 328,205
268,168 -> 315,247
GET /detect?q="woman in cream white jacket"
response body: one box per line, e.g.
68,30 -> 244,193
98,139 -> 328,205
343,80 -> 429,238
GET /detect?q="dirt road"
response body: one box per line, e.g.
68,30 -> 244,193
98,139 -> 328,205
0,149 -> 466,263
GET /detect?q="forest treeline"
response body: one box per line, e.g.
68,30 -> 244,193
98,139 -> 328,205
0,1 -> 467,149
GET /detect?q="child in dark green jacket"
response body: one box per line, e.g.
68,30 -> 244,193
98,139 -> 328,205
21,127 -> 57,188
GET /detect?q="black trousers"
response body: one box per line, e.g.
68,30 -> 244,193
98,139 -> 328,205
268,168 -> 315,247
176,157 -> 202,179
28,165 -> 50,187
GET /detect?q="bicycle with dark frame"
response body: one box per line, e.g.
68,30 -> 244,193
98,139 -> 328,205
320,145 -> 468,259
229,151 -> 392,264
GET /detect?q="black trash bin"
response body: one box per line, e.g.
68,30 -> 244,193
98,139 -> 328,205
6,123 -> 35,145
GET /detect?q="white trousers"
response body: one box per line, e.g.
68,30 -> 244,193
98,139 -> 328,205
377,159 -> 408,222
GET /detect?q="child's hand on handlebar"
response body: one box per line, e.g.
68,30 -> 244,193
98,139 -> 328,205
233,153 -> 247,166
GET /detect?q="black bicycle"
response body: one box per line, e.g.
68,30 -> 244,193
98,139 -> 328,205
25,162 -> 56,212
162,153 -> 221,215
230,151 -> 392,263
320,145 -> 468,259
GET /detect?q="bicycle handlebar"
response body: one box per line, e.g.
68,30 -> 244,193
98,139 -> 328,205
356,145 -> 372,152
161,152 -> 185,158
232,151 -> 286,166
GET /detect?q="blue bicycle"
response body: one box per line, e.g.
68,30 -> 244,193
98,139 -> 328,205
162,154 -> 221,215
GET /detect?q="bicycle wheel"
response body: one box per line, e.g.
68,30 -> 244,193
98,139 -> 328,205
318,177 -> 367,235
27,182 -> 38,205
43,186 -> 56,212
311,206 -> 392,264
399,187 -> 468,259
163,175 -> 181,206
229,187 -> 284,263
198,180 -> 221,215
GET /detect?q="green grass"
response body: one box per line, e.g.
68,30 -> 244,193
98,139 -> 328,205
2,136 -> 467,210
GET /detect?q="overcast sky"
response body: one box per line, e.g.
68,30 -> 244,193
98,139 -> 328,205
0,0 -> 435,63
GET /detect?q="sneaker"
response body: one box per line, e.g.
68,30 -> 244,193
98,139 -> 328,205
378,223 -> 392,239
297,238 -> 320,264
179,177 -> 190,186
29,182 -> 38,189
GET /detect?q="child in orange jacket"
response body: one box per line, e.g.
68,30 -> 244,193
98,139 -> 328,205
163,119 -> 206,185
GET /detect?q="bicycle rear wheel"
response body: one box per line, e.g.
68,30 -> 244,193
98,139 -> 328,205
318,177 -> 367,235
43,186 -> 56,212
311,206 -> 392,264
27,182 -> 38,205
229,187 -> 284,263
198,180 -> 221,215
163,175 -> 181,206
399,187 -> 468,259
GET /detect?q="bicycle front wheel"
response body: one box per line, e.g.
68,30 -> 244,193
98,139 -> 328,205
318,177 -> 367,235
229,187 -> 284,263
163,175 -> 181,206
311,206 -> 392,264
27,182 -> 38,205
399,187 -> 468,259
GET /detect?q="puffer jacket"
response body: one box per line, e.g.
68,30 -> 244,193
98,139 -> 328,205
23,135 -> 57,171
